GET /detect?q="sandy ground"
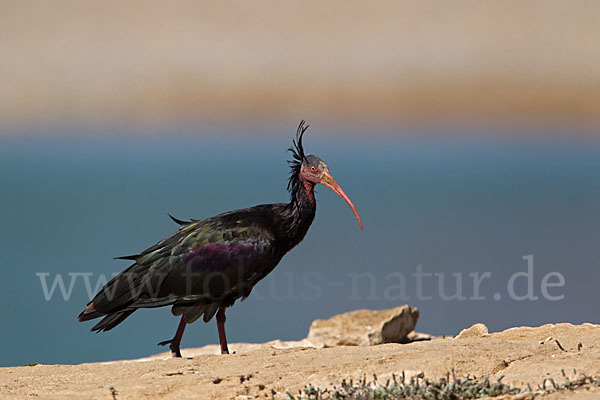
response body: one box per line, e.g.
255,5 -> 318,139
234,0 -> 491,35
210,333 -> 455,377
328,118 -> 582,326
1,323 -> 599,399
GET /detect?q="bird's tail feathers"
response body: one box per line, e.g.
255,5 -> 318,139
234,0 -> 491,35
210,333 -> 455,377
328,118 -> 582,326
91,310 -> 135,332
78,302 -> 102,322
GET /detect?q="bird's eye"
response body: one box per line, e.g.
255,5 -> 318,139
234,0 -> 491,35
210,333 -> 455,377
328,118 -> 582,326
310,166 -> 316,172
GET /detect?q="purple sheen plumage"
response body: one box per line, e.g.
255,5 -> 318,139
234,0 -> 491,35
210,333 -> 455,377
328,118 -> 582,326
179,240 -> 268,271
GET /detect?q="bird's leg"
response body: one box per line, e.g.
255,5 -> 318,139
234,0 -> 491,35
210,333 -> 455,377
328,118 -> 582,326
216,307 -> 229,354
158,315 -> 187,358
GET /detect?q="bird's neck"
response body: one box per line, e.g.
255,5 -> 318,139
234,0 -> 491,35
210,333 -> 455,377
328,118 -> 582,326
279,176 -> 316,248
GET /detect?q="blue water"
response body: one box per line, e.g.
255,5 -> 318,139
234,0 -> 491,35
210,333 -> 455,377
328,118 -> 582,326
1,133 -> 599,367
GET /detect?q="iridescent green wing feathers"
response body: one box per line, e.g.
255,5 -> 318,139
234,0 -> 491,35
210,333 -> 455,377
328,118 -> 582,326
89,209 -> 278,318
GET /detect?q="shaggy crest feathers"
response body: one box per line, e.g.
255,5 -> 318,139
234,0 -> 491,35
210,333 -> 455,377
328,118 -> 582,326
289,120 -> 308,163
287,120 -> 309,193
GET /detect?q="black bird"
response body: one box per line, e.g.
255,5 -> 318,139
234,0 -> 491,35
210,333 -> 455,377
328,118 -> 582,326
78,121 -> 363,357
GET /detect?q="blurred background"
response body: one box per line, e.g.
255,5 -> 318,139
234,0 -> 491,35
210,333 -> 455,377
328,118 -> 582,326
1,1 -> 599,367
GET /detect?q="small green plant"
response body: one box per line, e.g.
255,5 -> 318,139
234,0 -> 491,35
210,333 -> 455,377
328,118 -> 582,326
280,369 -> 600,400
536,369 -> 600,395
287,370 -> 522,400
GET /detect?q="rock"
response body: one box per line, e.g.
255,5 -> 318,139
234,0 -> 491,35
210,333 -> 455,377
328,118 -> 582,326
306,305 -> 419,347
455,323 -> 489,339
404,331 -> 433,342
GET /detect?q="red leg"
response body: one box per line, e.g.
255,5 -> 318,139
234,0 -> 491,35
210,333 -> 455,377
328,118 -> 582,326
158,315 -> 187,358
216,307 -> 229,354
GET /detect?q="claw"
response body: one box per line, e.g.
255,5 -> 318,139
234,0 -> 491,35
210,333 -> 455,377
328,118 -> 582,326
170,345 -> 182,358
156,315 -> 187,358
157,338 -> 182,357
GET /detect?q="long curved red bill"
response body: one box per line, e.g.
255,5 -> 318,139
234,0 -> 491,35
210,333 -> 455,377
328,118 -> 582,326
320,169 -> 363,230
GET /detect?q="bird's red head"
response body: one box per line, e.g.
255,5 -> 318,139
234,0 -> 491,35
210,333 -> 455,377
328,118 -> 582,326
299,154 -> 363,230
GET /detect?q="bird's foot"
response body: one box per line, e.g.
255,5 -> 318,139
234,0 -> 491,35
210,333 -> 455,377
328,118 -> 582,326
158,339 -> 182,358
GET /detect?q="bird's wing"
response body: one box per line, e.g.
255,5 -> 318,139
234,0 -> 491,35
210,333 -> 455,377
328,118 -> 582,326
89,210 -> 278,315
